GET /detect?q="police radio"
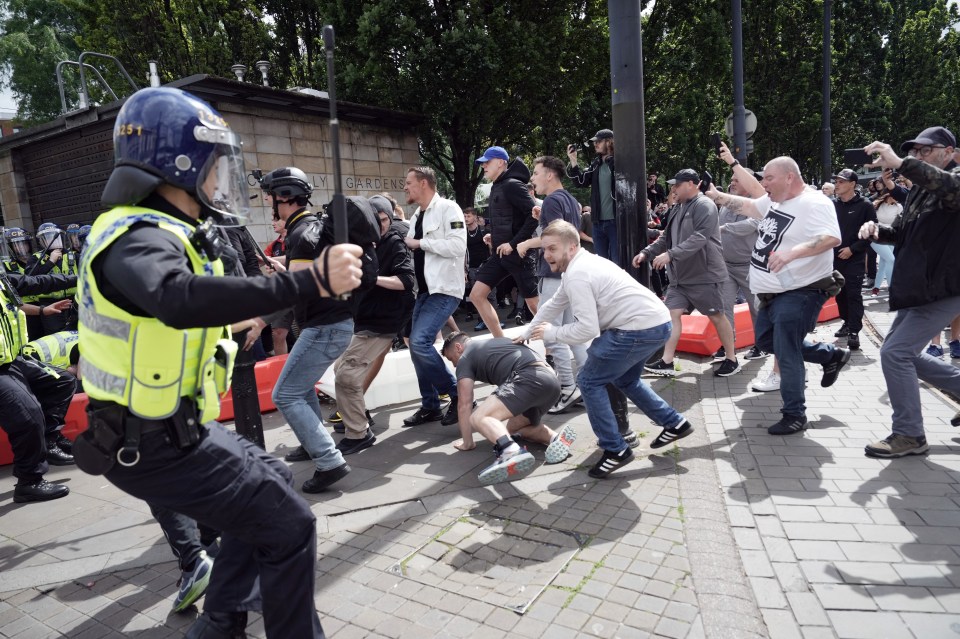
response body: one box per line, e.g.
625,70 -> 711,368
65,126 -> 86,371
191,218 -> 227,262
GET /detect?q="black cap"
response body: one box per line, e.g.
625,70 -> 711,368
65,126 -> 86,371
667,169 -> 700,185
900,126 -> 957,153
832,168 -> 858,182
589,129 -> 614,142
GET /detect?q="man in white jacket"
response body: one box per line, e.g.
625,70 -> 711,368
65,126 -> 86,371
517,220 -> 694,479
402,166 -> 468,426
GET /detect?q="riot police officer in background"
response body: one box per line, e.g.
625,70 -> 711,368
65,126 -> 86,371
4,228 -> 73,339
0,234 -> 78,503
3,227 -> 32,275
74,86 -> 363,638
26,222 -> 76,335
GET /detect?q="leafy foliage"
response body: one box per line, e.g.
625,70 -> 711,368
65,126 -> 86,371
2,0 -> 959,195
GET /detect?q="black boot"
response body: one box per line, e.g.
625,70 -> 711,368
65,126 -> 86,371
185,611 -> 248,639
46,441 -> 75,466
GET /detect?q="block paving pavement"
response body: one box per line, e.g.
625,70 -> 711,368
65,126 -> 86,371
0,297 -> 958,638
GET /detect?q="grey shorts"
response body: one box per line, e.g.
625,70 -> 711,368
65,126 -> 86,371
664,282 -> 725,316
494,365 -> 561,426
272,310 -> 295,332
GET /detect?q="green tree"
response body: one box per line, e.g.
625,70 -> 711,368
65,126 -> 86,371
885,1 -> 960,143
641,0 -> 731,177
312,0 -> 610,207
69,0 -> 273,89
0,0 -> 81,124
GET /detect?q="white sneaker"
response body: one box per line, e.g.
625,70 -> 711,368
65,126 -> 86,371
548,385 -> 582,414
751,371 -> 780,392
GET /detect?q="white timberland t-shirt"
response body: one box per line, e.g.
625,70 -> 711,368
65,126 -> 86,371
749,191 -> 841,294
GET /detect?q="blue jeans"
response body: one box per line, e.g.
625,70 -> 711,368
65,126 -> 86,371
593,219 -> 621,267
272,319 -> 353,471
577,322 -> 684,452
753,289 -> 838,418
410,293 -> 459,410
871,242 -> 894,288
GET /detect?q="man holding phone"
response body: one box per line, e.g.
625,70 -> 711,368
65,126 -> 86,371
567,130 -> 620,266
858,127 -> 960,458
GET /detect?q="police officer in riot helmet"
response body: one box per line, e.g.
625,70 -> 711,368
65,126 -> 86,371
26,222 -> 74,335
75,86 -> 362,638
76,225 -> 92,259
0,226 -> 79,504
3,227 -> 33,273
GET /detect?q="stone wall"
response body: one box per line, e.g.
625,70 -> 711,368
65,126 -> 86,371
219,103 -> 420,246
0,102 -> 419,249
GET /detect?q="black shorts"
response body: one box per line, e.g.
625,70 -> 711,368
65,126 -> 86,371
475,251 -> 539,299
494,365 -> 561,426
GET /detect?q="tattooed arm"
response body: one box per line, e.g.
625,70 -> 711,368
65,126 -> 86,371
768,234 -> 841,273
704,184 -> 764,219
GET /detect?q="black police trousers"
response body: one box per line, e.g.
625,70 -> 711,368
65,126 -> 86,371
105,421 -> 325,638
0,356 -> 75,483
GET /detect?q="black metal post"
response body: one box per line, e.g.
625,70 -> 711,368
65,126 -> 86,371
231,331 -> 265,449
323,25 -> 348,247
821,0 -> 832,182
731,0 -> 748,164
609,0 -> 649,287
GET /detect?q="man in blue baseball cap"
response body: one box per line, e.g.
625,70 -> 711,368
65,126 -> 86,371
468,145 -> 539,338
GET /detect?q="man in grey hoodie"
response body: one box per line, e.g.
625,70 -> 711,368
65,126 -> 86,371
633,169 -> 741,377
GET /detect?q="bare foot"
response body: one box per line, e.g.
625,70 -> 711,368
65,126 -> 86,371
453,439 -> 476,451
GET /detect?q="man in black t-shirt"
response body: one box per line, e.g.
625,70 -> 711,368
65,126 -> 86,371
462,206 -> 499,327
442,332 -> 575,485
261,168 -> 379,494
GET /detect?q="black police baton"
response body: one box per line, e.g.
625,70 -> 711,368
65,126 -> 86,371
323,25 -> 351,300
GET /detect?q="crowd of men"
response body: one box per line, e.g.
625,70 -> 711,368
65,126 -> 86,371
1,77 -> 959,636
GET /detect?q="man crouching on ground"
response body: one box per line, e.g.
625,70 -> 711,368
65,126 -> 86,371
517,220 -> 694,479
442,332 -> 576,485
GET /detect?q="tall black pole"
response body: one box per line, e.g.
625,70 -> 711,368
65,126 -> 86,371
821,0 -> 832,182
731,0 -> 748,164
609,0 -> 649,287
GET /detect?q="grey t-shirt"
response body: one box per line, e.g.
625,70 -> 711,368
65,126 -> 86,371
598,162 -> 615,221
455,338 -> 544,385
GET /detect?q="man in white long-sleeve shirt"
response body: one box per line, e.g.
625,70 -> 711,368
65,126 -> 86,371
516,221 -> 694,478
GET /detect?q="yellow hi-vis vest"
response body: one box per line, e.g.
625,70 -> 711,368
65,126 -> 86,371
22,330 -> 78,369
0,278 -> 28,366
77,207 -> 237,423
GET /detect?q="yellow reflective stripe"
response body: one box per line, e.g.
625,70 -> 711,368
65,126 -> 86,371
79,305 -> 131,340
79,356 -> 127,396
33,339 -> 53,361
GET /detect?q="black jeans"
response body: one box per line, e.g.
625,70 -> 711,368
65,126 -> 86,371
835,262 -> 865,333
0,357 -> 75,483
106,422 -> 325,638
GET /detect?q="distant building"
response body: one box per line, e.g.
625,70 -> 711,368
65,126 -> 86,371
0,110 -> 19,139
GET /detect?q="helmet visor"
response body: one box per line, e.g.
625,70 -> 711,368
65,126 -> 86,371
8,236 -> 32,259
194,127 -> 250,226
37,229 -> 63,251
68,232 -> 82,252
